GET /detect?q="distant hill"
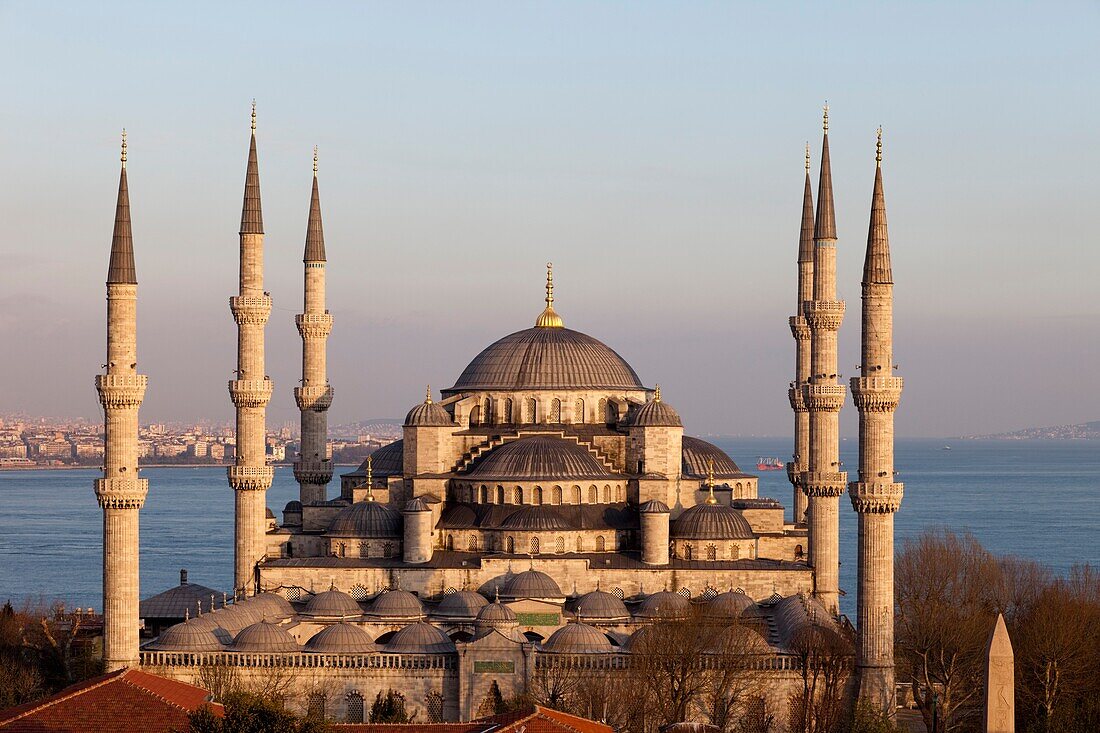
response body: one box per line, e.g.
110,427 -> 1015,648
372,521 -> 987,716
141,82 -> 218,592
963,421 -> 1100,440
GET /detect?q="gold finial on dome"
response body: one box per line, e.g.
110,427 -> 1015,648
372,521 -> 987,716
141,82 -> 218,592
823,101 -> 829,133
425,385 -> 433,404
654,384 -> 661,402
876,126 -> 883,166
535,262 -> 564,328
121,129 -> 127,168
705,458 -> 718,505
365,454 -> 375,501
805,141 -> 810,172
251,99 -> 257,132
313,145 -> 318,177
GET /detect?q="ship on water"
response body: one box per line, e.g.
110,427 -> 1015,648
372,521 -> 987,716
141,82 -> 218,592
757,456 -> 784,470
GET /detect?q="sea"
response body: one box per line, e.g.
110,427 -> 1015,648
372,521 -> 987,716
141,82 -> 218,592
1,438 -> 1097,619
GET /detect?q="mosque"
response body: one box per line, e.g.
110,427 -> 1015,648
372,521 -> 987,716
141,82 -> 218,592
94,105 -> 903,725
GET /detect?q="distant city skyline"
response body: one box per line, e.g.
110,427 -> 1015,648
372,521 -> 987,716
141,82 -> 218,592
1,2 -> 1097,437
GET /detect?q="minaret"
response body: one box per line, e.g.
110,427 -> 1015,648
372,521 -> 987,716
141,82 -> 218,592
850,128 -> 904,709
293,147 -> 334,505
787,143 -> 815,526
227,102 -> 274,594
95,130 -> 149,670
801,104 -> 846,615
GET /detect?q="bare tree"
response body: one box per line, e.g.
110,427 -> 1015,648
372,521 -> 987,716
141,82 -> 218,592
786,623 -> 852,733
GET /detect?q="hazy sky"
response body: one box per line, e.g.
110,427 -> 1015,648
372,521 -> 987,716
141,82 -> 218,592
1,2 -> 1098,437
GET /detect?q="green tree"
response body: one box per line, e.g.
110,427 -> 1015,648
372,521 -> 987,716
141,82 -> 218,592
369,689 -> 415,723
185,692 -> 328,733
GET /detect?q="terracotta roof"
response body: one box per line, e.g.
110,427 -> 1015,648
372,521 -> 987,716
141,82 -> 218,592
107,165 -> 136,284
0,668 -> 222,732
304,173 -> 326,262
335,703 -> 612,733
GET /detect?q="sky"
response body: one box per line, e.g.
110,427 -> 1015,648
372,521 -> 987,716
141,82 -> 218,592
1,2 -> 1098,438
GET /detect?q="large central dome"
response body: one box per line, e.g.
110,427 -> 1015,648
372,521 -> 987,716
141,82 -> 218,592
446,326 -> 644,393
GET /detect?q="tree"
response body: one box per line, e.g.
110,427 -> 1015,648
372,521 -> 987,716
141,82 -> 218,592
185,693 -> 328,733
786,623 -> 853,733
369,689 -> 416,723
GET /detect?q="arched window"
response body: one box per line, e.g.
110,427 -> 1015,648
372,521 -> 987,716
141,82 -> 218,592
556,536 -> 565,554
338,543 -> 346,558
576,536 -> 583,552
534,486 -> 543,505
483,398 -> 493,424
307,693 -> 326,720
446,534 -> 454,551
588,486 -> 598,504
286,542 -> 294,558
597,398 -> 607,424
552,486 -> 562,505
732,544 -> 740,559
345,691 -> 364,723
496,485 -> 505,504
602,485 -> 610,503
503,398 -> 513,423
359,542 -> 370,558
595,536 -> 605,552
684,544 -> 694,560
574,398 -> 585,423
469,404 -> 481,426
480,485 -> 488,503
513,486 -> 523,504
530,536 -> 539,554
426,692 -> 444,724
550,398 -> 562,422
506,536 -> 515,553
617,485 -> 623,502
469,534 -> 479,552
383,542 -> 393,557
606,400 -> 618,423
571,486 -> 581,504
794,544 -> 804,560
706,544 -> 717,561
526,398 -> 538,423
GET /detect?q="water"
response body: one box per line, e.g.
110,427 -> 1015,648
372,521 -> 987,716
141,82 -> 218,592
1,439 -> 1097,618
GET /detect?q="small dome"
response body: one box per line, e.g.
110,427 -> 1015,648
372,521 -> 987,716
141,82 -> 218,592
303,589 -> 363,619
405,396 -> 454,427
304,623 -> 376,653
621,626 -> 654,653
384,622 -> 456,654
574,590 -> 630,621
706,590 -> 757,620
210,605 -> 254,633
639,499 -> 670,514
327,501 -> 402,538
369,590 -> 424,619
681,437 -> 748,478
672,503 -> 754,540
500,505 -> 572,531
243,592 -> 295,620
230,621 -> 299,652
706,624 -> 772,655
147,621 -> 225,652
265,507 -> 275,519
501,569 -> 563,600
475,601 -> 518,629
433,590 -> 489,619
404,497 -> 431,513
346,441 -> 405,479
467,436 -> 614,481
623,396 -> 682,428
543,623 -> 614,653
284,500 -> 303,512
635,591 -> 691,619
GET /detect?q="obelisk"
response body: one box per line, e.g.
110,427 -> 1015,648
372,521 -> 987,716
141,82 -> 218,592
984,613 -> 1014,733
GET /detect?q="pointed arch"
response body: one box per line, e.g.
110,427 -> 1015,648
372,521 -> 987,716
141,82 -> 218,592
550,398 -> 562,422
574,398 -> 585,423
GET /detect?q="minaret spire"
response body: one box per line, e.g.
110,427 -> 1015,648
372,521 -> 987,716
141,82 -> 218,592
228,104 -> 275,594
801,102 -> 847,615
787,142 -> 816,526
96,130 -> 149,670
850,128 -> 904,710
294,147 -> 335,507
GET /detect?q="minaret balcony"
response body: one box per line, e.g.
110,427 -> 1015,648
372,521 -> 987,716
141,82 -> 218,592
788,316 -> 811,340
293,459 -> 334,485
294,385 -> 334,411
802,384 -> 846,411
850,376 -> 903,412
802,300 -> 845,331
788,386 -> 808,412
786,461 -> 805,486
230,295 -> 272,326
228,379 -> 274,408
227,465 -> 274,491
95,374 -> 148,409
94,477 -> 149,509
801,471 -> 848,498
848,481 -> 904,513
295,312 -> 334,339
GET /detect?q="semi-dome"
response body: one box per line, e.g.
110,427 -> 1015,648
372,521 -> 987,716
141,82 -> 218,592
446,327 -> 644,393
706,590 -> 757,619
405,393 -> 455,427
574,589 -> 630,621
681,437 -> 749,478
346,441 -> 405,480
467,436 -> 613,480
327,501 -> 401,538
671,503 -> 754,540
210,605 -> 254,633
501,569 -> 564,600
368,589 -> 424,619
230,621 -> 299,652
303,589 -> 363,619
500,505 -> 572,531
475,601 -> 518,629
304,622 -> 376,653
384,622 -> 457,654
433,590 -> 489,619
635,590 -> 691,619
542,622 -> 614,653
622,392 -> 682,428
147,621 -> 225,652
